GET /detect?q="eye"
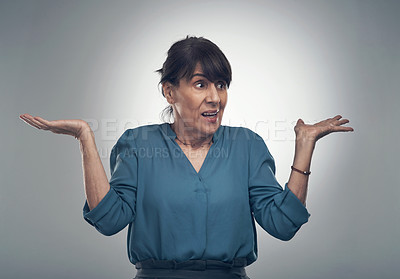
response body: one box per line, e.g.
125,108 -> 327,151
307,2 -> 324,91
194,81 -> 206,88
216,81 -> 227,89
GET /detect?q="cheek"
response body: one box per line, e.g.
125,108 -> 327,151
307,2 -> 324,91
175,97 -> 202,115
185,96 -> 204,111
220,93 -> 228,109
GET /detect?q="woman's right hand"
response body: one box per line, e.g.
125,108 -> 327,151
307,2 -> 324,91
19,113 -> 91,140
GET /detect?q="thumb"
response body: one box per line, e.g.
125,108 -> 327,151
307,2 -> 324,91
296,118 -> 305,125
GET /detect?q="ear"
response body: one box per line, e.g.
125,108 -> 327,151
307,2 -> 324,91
162,82 -> 175,104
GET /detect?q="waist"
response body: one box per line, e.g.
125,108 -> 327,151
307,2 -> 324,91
135,268 -> 247,279
135,258 -> 248,270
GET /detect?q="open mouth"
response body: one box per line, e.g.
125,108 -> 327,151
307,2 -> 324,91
201,110 -> 219,123
201,110 -> 219,117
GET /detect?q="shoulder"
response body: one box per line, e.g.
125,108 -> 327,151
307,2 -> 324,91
126,123 -> 165,138
219,125 -> 264,143
114,123 -> 167,147
220,125 -> 272,158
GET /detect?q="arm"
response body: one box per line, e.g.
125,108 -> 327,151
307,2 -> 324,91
286,138 -> 314,206
249,115 -> 353,240
78,127 -> 110,210
19,113 -> 110,210
82,129 -> 138,236
19,114 -> 136,235
248,133 -> 310,241
287,115 -> 354,205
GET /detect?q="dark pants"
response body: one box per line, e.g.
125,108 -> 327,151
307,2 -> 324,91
133,258 -> 251,279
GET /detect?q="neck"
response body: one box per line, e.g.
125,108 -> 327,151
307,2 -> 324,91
171,122 -> 213,149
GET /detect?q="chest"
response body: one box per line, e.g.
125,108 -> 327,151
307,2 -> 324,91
135,137 -> 251,215
179,145 -> 210,173
137,146 -> 250,215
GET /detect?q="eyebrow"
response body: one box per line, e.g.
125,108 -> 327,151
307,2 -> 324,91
189,73 -> 208,80
188,73 -> 227,85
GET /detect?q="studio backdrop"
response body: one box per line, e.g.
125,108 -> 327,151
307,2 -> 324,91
1,0 -> 399,278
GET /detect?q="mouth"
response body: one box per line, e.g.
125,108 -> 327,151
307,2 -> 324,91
201,109 -> 219,117
201,109 -> 220,123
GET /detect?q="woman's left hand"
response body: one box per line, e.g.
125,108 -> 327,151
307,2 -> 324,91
294,115 -> 354,143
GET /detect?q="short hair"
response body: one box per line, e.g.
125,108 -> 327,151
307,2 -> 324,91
156,36 -> 232,122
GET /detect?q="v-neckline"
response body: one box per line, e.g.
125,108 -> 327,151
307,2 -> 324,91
164,123 -> 221,176
176,140 -> 213,175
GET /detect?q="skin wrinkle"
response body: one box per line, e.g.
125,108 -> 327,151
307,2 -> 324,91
162,63 -> 228,173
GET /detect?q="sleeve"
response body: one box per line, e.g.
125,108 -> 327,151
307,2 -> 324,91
248,133 -> 310,241
82,129 -> 138,236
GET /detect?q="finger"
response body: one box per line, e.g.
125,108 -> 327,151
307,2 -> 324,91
20,115 -> 47,130
20,116 -> 42,129
34,116 -> 51,127
332,115 -> 342,121
296,118 -> 305,125
333,126 -> 354,132
20,113 -> 34,123
336,118 -> 350,125
20,114 -> 37,125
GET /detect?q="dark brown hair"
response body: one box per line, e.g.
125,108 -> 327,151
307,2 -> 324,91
156,36 -> 232,121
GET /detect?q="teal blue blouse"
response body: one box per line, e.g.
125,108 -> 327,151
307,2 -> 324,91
83,123 -> 310,266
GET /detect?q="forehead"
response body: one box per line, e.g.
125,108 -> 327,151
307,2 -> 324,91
186,64 -> 210,82
179,64 -> 207,85
190,63 -> 204,78
180,61 -> 227,85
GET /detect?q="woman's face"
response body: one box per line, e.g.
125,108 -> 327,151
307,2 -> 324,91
166,64 -> 228,139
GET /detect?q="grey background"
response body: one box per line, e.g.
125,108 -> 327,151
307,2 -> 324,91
1,0 -> 399,278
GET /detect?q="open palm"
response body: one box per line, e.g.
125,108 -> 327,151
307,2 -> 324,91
19,113 -> 90,140
294,115 -> 354,142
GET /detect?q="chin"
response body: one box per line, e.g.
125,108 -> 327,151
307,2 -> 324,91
202,122 -> 221,136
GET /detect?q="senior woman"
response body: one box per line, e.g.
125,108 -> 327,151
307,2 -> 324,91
20,36 -> 353,279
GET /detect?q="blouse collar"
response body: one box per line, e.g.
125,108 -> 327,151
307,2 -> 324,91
161,122 -> 223,144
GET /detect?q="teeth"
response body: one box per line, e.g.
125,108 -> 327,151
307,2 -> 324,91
202,110 -> 219,116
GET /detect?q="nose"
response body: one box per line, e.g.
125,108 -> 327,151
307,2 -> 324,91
205,84 -> 220,104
